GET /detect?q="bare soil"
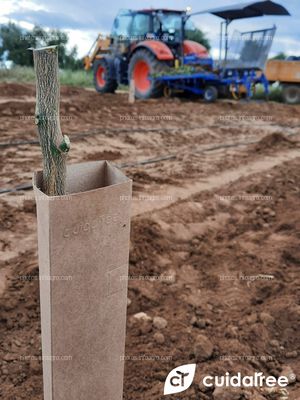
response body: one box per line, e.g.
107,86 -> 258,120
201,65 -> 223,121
0,83 -> 299,400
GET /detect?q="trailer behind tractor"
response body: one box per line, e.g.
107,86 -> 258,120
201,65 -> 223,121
266,59 -> 300,104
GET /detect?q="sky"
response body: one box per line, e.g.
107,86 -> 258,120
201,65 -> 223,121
0,0 -> 299,59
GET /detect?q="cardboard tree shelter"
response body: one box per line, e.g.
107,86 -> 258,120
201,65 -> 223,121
32,46 -> 132,400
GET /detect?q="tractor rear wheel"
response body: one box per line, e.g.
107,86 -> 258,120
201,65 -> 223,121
282,84 -> 300,104
128,49 -> 167,99
93,59 -> 118,94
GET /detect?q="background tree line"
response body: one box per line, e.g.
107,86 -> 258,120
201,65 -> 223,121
0,23 -> 82,70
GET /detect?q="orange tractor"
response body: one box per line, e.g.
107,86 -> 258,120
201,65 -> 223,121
84,9 -> 210,99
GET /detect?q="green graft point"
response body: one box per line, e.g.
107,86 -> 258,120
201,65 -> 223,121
59,135 -> 71,153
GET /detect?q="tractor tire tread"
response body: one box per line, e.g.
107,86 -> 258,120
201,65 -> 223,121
128,49 -> 168,99
93,59 -> 118,94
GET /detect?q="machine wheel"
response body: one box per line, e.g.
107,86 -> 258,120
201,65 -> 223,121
93,59 -> 118,94
282,84 -> 300,104
204,86 -> 218,103
163,86 -> 173,98
128,49 -> 167,99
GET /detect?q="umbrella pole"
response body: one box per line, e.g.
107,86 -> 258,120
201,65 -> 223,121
224,19 -> 232,66
219,21 -> 223,65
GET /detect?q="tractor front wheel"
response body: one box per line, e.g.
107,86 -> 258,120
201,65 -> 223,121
128,50 -> 167,99
93,59 -> 118,94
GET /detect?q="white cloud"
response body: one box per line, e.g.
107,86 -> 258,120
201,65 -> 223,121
65,29 -> 104,57
274,37 -> 300,56
0,0 -> 46,16
0,0 -> 17,16
19,20 -> 35,30
17,0 -> 47,12
1,0 -> 299,59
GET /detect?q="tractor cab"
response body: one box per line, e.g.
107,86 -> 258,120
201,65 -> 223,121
110,9 -> 197,58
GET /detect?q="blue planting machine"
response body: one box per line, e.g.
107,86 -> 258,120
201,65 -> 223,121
151,1 -> 290,102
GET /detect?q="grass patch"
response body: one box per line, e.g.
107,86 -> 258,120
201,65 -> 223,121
0,66 -> 94,87
0,66 -> 36,83
253,84 -> 283,102
60,69 -> 93,87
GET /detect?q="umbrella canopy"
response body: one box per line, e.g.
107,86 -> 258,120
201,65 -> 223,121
192,1 -> 290,20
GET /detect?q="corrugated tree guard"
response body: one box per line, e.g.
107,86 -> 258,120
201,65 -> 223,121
31,45 -> 70,196
31,44 -> 132,400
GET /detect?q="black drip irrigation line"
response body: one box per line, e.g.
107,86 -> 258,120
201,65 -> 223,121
0,124 -> 299,148
1,131 -> 299,195
0,127 -> 184,148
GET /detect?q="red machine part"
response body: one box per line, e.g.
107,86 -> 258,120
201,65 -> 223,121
96,65 -> 106,87
132,60 -> 151,92
132,40 -> 174,60
132,39 -> 209,60
183,40 -> 209,58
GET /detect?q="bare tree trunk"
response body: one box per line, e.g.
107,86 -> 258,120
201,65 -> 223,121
32,46 -> 70,196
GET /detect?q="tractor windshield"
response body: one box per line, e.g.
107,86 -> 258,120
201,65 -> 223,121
154,12 -> 197,41
112,10 -> 133,40
159,13 -> 182,32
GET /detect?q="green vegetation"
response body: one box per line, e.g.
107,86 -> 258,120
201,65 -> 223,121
152,65 -> 195,78
0,66 -> 93,87
253,84 -> 283,102
271,52 -> 287,60
59,69 -> 93,87
0,23 -> 91,86
185,28 -> 211,50
0,23 -> 82,69
0,66 -> 35,83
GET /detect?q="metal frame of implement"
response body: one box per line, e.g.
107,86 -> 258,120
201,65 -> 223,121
154,69 -> 269,98
152,1 -> 290,100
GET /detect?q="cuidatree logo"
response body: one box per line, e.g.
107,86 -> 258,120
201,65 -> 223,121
164,364 -> 196,395
164,364 -> 293,396
63,213 -> 119,238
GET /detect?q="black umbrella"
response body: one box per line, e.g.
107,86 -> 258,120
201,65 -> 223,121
188,1 -> 290,63
199,1 -> 290,21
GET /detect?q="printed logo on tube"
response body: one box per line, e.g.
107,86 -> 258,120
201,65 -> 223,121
164,364 -> 196,395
